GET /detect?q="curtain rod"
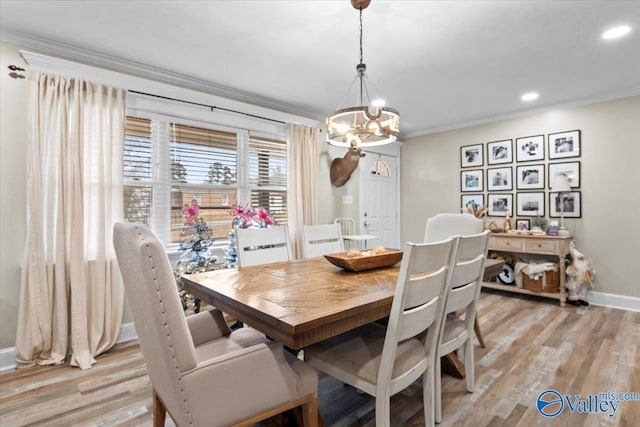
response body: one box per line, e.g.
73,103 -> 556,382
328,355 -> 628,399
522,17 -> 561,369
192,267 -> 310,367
128,90 -> 286,125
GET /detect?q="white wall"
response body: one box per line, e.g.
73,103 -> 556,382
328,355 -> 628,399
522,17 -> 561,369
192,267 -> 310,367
402,95 -> 640,298
0,42 -> 27,349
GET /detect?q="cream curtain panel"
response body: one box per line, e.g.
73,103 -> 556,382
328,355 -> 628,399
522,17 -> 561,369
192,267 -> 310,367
16,72 -> 125,370
286,124 -> 319,259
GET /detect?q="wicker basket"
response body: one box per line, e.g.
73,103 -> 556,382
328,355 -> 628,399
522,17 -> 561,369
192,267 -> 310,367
522,269 -> 560,293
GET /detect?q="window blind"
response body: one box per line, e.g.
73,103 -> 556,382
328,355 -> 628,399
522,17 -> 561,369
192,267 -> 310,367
249,135 -> 287,226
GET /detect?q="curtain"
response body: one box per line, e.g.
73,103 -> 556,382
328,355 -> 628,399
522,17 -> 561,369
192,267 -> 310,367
16,72 -> 125,370
286,124 -> 319,259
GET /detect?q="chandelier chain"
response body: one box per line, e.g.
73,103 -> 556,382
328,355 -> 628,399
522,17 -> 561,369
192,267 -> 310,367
359,9 -> 364,65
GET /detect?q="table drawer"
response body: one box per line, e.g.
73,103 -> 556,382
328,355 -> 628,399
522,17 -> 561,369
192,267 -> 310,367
489,237 -> 524,252
524,239 -> 557,254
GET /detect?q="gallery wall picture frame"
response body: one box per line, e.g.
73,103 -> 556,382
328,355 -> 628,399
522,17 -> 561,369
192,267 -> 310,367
460,144 -> 484,168
487,167 -> 513,191
461,169 -> 484,192
516,164 -> 545,190
549,191 -> 582,218
516,192 -> 545,217
516,135 -> 545,162
548,129 -> 581,159
548,161 -> 581,188
487,193 -> 513,217
487,139 -> 513,164
516,219 -> 531,231
461,194 -> 485,214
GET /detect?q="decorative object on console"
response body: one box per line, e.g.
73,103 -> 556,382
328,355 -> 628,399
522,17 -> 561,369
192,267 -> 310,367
531,214 -> 547,232
516,219 -> 530,231
326,0 -> 399,148
550,173 -> 572,236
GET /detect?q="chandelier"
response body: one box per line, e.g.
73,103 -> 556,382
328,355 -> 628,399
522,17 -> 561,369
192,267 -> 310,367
326,0 -> 400,148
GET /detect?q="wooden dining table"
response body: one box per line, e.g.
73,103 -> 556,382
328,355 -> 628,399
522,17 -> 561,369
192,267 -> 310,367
181,257 -> 504,351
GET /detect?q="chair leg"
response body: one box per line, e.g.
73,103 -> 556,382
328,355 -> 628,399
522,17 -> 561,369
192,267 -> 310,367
435,356 -> 442,423
465,339 -> 475,393
423,363 -> 435,427
474,315 -> 486,348
152,389 -> 167,427
301,394 -> 319,427
375,394 -> 391,427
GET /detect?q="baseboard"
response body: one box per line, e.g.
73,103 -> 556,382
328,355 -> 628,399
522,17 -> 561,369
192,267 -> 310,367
588,291 -> 640,312
0,322 -> 138,374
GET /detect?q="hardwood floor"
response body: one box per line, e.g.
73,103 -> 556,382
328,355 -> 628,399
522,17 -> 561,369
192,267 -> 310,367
1,289 -> 638,426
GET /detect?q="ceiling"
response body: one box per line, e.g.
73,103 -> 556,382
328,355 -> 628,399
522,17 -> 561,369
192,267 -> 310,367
1,0 -> 639,138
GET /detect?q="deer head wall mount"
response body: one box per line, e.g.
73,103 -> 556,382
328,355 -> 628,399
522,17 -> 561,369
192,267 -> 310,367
330,143 -> 366,187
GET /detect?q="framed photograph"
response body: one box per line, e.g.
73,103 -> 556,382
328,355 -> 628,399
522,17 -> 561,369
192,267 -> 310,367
516,164 -> 545,190
548,130 -> 580,159
549,191 -> 582,218
516,192 -> 545,217
516,219 -> 530,231
487,139 -> 513,164
487,193 -> 513,217
548,161 -> 580,188
460,144 -> 484,168
516,135 -> 545,162
461,194 -> 485,214
461,169 -> 483,192
487,167 -> 512,191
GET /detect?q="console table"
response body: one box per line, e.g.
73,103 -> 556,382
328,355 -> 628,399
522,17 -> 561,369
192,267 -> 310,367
482,232 -> 572,306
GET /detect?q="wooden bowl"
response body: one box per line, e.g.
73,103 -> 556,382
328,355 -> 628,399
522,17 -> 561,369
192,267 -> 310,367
324,249 -> 403,272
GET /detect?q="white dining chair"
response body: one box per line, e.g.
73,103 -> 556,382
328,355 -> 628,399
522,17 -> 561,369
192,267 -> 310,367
333,217 -> 356,250
302,223 -> 344,258
305,237 -> 460,427
236,226 -> 292,267
433,230 -> 490,423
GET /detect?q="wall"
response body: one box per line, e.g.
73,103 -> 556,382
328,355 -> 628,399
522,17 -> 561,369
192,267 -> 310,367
0,42 -> 27,349
402,96 -> 640,298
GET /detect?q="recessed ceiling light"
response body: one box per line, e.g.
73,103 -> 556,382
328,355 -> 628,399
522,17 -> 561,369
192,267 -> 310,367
521,92 -> 539,102
602,25 -> 631,40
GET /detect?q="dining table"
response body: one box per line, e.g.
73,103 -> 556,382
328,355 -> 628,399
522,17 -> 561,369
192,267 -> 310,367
181,256 -> 504,356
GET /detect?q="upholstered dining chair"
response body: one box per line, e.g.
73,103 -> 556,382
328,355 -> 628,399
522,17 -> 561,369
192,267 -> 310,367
305,237 -> 460,427
433,230 -> 490,424
423,213 -> 483,244
301,223 -> 344,258
236,226 -> 292,267
113,222 -> 318,427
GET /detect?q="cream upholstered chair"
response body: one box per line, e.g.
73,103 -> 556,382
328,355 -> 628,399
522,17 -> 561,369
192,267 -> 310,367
433,231 -> 490,423
301,223 -> 344,258
113,222 -> 318,427
305,237 -> 459,427
423,213 -> 483,244
236,226 -> 292,267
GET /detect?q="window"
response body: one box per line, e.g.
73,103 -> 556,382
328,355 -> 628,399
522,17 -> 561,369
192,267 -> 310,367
123,115 -> 287,246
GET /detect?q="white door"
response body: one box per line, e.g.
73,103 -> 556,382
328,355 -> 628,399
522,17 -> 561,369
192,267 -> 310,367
359,153 -> 400,249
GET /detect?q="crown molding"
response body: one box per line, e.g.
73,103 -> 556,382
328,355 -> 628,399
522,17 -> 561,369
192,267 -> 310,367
1,28 -> 325,122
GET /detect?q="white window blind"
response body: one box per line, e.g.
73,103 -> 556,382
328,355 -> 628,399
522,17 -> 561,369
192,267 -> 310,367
123,115 -> 288,245
249,135 -> 287,226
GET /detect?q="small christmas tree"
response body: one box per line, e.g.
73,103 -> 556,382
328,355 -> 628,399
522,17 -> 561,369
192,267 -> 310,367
174,199 -> 217,313
224,203 -> 274,267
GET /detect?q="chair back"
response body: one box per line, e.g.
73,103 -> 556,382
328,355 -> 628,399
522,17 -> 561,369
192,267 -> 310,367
423,213 -> 483,243
236,226 -> 292,267
302,223 -> 344,258
113,222 -> 197,427
334,217 -> 356,249
377,237 -> 458,392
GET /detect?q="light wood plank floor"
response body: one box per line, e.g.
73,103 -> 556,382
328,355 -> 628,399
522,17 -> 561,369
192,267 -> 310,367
1,290 -> 638,427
